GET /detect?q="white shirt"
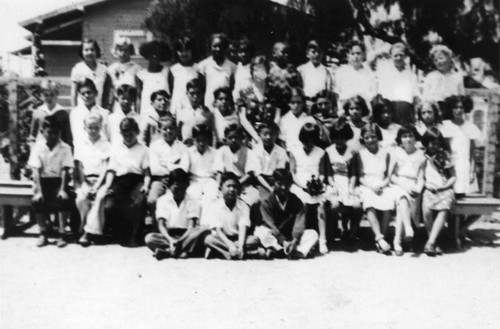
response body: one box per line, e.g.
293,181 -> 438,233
297,61 -> 332,98
233,63 -> 252,100
156,191 -> 201,229
31,103 -> 67,143
71,61 -> 108,106
170,63 -> 199,116
213,145 -> 261,177
251,142 -> 289,176
197,57 -> 236,108
108,142 -> 149,177
279,111 -> 315,150
70,103 -> 110,148
149,139 -> 189,177
136,67 -> 169,115
188,146 -> 217,181
379,123 -> 401,150
376,63 -> 419,103
335,64 -> 376,103
213,109 -> 239,142
207,198 -> 251,236
176,105 -> 213,141
107,61 -> 142,87
28,141 -> 73,178
422,70 -> 465,102
74,137 -> 111,176
108,108 -> 141,145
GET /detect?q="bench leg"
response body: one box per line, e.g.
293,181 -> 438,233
454,215 -> 461,249
1,206 -> 14,239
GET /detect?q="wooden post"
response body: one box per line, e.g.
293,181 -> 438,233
7,79 -> 18,180
484,92 -> 499,197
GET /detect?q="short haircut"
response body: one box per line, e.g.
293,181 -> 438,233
210,33 -> 229,50
112,37 -> 135,57
220,171 -> 240,188
395,124 -> 421,145
250,55 -> 270,77
272,41 -> 289,54
313,89 -> 335,103
239,37 -> 255,57
77,78 -> 98,93
371,95 -> 394,124
42,115 -> 62,132
192,124 -> 213,141
289,87 -> 306,104
298,122 -> 320,144
186,77 -> 205,92
443,95 -> 474,120
40,79 -> 59,93
421,126 -> 446,149
173,36 -> 195,57
119,117 -> 139,133
390,42 -> 408,55
150,89 -> 171,102
273,168 -> 293,185
139,40 -> 171,61
168,168 -> 190,186
84,112 -> 103,126
329,118 -> 354,141
159,115 -> 177,128
417,101 -> 441,122
306,39 -> 321,52
224,123 -> 243,138
346,39 -> 366,55
360,122 -> 383,144
79,39 -> 101,59
116,84 -> 137,100
258,121 -> 280,134
430,44 -> 453,60
343,95 -> 369,117
213,86 -> 233,103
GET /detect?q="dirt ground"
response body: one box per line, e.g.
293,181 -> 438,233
1,219 -> 500,329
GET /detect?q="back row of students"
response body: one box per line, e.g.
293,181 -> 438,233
69,34 -> 467,123
28,76 -> 477,258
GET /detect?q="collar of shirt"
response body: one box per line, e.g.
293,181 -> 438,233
221,198 -> 245,212
209,57 -> 231,71
39,103 -> 65,115
274,194 -> 288,211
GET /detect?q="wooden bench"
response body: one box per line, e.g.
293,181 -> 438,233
0,180 -> 35,239
451,195 -> 500,248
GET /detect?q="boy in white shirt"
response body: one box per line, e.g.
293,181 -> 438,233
140,90 -> 171,146
279,87 -> 315,150
297,40 -> 333,109
204,172 -> 261,260
108,84 -> 141,145
148,116 -> 189,223
74,113 -> 111,246
145,169 -> 209,259
29,116 -> 74,247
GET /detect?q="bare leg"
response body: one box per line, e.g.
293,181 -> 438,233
380,210 -> 392,237
427,210 -> 448,246
394,202 -> 405,254
366,208 -> 390,252
317,203 -> 328,253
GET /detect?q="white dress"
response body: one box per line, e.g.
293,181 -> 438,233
71,61 -> 108,106
357,148 -> 395,210
325,144 -> 359,206
422,70 -> 465,102
169,63 -> 199,116
290,146 -> 325,204
441,120 -> 482,194
136,67 -> 169,116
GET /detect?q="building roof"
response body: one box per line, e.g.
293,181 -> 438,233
19,0 -> 109,31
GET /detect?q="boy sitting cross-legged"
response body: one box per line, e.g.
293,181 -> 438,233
145,169 -> 209,260
204,172 -> 261,260
254,169 -> 319,259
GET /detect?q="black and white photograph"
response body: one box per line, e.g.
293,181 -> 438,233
1,0 -> 500,328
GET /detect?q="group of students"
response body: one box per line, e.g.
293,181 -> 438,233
26,33 -> 483,259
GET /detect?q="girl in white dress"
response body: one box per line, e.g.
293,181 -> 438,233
289,123 -> 328,253
390,125 -> 426,255
371,96 -> 401,151
107,37 -> 142,89
70,39 -> 110,108
168,36 -> 200,116
324,119 -> 362,244
136,41 -> 171,117
355,122 -> 395,254
441,95 -> 483,196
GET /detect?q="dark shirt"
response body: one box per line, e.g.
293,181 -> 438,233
259,191 -> 306,244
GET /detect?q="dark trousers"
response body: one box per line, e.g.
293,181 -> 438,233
104,174 -> 147,246
32,177 -> 74,234
145,226 -> 211,257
